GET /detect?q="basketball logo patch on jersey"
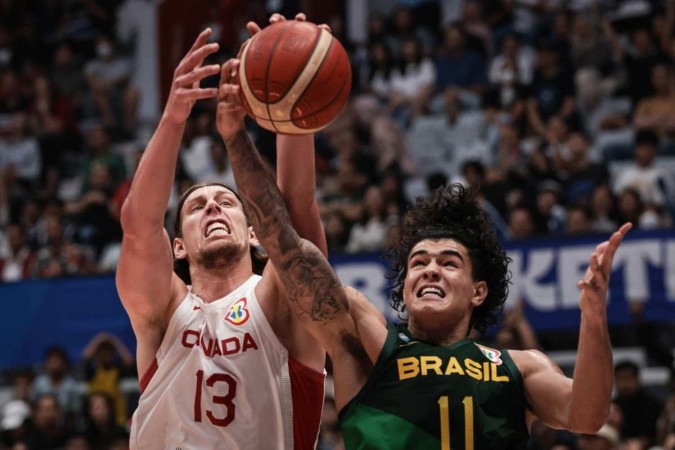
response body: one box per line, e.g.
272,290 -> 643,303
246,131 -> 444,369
475,343 -> 503,365
225,298 -> 250,325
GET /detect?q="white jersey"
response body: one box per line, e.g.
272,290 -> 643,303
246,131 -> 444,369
129,275 -> 324,450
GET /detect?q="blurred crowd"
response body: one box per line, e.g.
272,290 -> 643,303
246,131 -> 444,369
0,330 -> 672,450
1,0 -> 675,282
0,0 -> 675,448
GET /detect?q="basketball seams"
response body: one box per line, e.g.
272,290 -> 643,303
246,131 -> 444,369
290,36 -> 352,129
262,21 -> 296,133
237,20 -> 351,134
267,21 -> 323,107
267,28 -> 333,124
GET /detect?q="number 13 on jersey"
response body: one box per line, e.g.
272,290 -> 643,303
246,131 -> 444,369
438,395 -> 474,450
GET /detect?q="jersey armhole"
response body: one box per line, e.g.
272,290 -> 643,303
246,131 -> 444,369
337,322 -> 398,420
289,357 -> 326,450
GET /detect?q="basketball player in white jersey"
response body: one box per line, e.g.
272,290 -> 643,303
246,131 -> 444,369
116,18 -> 327,450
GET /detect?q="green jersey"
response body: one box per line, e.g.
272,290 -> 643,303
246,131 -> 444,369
339,323 -> 529,450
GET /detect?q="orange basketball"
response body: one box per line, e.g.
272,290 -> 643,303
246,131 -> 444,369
236,20 -> 352,135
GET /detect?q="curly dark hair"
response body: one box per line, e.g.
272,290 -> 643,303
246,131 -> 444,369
386,183 -> 511,335
173,182 -> 267,284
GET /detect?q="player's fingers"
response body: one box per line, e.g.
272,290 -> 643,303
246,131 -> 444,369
187,28 -> 212,55
318,24 -> 332,33
295,13 -> 307,21
600,222 -> 632,272
219,83 -> 240,99
175,64 -> 220,87
220,59 -> 239,84
179,42 -> 219,74
175,87 -> 218,101
270,13 -> 286,24
246,21 -> 261,37
580,255 -> 602,290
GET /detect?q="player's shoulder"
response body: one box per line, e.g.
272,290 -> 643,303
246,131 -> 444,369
508,348 -> 559,377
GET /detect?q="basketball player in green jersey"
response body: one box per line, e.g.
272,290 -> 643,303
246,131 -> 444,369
216,58 -> 631,449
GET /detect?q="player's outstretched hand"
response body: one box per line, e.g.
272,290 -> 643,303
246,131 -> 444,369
164,28 -> 220,126
216,59 -> 246,140
578,222 -> 632,316
245,12 -> 331,39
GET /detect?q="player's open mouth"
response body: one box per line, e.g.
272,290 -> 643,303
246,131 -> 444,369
205,221 -> 230,237
416,286 -> 445,298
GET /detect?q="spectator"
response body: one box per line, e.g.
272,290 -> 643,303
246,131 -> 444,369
434,24 -> 488,109
633,63 -> 675,140
31,347 -> 80,421
589,184 -> 618,233
84,35 -> 138,134
82,392 -> 127,450
0,223 -> 36,282
323,210 -> 350,254
81,333 -> 134,426
32,213 -> 96,278
656,377 -> 675,448
613,130 -> 673,215
602,23 -> 664,106
558,131 -> 610,207
64,162 -> 122,257
0,399 -> 31,449
570,13 -> 615,76
616,187 -> 663,230
508,206 -> 536,240
526,43 -> 576,139
0,113 -> 42,193
24,393 -> 70,450
488,33 -> 534,109
533,180 -> 567,234
575,68 -> 630,139
80,125 -> 127,193
613,361 -> 664,448
362,41 -> 395,101
565,205 -> 593,235
50,43 -> 87,114
388,36 -> 436,123
346,185 -> 392,253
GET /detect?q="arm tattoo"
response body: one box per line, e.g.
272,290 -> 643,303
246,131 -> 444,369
224,130 -> 348,321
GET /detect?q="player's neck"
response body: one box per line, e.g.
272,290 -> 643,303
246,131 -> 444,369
408,317 -> 471,346
189,263 -> 254,303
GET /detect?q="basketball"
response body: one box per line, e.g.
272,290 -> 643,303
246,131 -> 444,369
236,20 -> 352,135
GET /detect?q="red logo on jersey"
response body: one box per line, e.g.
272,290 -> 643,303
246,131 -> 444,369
225,298 -> 250,325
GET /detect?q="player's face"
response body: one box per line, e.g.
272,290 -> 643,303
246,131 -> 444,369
174,185 -> 256,271
402,239 -> 487,329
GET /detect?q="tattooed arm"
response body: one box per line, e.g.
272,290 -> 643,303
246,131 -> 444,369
216,61 -> 387,404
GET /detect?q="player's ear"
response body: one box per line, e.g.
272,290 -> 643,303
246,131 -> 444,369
471,281 -> 487,307
174,237 -> 187,260
248,226 -> 261,248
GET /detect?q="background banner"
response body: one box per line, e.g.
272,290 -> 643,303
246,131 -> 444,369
2,229 -> 673,369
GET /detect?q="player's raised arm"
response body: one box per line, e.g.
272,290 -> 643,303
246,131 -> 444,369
215,58 -> 359,347
513,223 -> 632,433
116,29 -> 219,372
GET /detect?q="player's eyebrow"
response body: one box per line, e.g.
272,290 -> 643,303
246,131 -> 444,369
408,249 -> 464,262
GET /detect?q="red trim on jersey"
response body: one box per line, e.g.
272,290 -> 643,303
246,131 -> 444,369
139,358 -> 158,394
289,357 -> 325,450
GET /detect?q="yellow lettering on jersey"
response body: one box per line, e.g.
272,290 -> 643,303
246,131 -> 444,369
398,357 -> 420,380
444,357 -> 465,376
491,363 -> 509,382
483,362 -> 490,381
465,358 -> 483,381
421,356 -> 443,376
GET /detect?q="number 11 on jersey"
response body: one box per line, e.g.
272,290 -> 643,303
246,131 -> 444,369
438,395 -> 474,450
